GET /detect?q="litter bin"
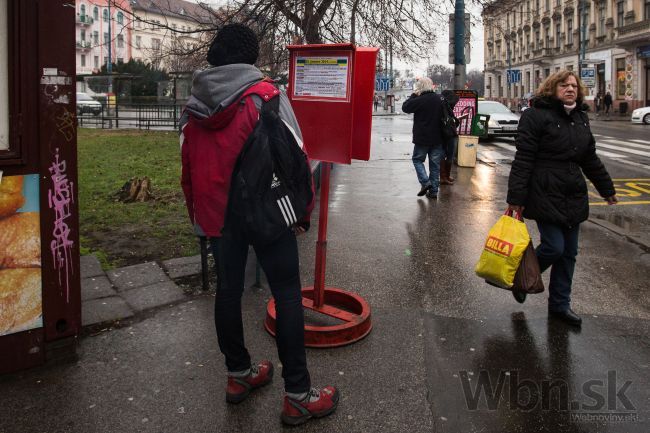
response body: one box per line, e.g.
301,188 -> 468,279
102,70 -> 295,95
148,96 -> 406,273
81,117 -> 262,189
619,101 -> 628,115
457,135 -> 479,167
471,114 -> 490,138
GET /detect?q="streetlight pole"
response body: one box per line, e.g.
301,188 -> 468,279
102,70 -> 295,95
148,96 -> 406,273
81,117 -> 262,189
578,0 -> 587,77
453,0 -> 466,89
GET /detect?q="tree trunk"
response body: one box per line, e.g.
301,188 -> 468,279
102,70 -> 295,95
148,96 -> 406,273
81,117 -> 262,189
118,176 -> 154,203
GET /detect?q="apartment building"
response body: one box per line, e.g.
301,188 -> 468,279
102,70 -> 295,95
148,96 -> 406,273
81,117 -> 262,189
75,0 -> 210,75
483,0 -> 650,111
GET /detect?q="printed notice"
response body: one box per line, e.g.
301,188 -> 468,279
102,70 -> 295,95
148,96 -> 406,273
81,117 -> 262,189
294,56 -> 349,99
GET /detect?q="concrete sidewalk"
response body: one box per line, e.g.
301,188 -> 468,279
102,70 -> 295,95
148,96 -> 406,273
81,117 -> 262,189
2,116 -> 648,433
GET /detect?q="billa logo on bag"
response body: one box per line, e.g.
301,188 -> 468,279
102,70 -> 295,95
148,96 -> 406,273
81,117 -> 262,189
485,236 -> 514,257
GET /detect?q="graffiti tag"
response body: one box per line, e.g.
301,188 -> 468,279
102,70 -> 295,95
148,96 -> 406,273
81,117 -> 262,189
48,148 -> 75,301
55,109 -> 75,142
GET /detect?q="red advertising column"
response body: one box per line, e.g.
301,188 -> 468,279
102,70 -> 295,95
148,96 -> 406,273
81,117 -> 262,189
0,0 -> 80,374
264,44 -> 378,347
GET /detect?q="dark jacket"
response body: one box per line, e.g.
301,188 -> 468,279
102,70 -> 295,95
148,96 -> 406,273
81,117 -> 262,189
604,93 -> 613,107
401,91 -> 443,146
507,96 -> 615,227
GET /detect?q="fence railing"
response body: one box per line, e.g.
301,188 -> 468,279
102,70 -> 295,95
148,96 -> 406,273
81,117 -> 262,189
77,104 -> 184,130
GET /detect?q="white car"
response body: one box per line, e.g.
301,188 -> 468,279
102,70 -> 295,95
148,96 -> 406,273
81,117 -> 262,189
478,100 -> 520,139
631,106 -> 650,125
76,92 -> 102,116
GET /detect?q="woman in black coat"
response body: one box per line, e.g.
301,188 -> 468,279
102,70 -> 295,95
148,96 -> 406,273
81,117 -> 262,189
507,70 -> 618,326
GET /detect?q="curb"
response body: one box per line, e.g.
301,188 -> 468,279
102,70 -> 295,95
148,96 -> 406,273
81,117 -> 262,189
587,217 -> 650,252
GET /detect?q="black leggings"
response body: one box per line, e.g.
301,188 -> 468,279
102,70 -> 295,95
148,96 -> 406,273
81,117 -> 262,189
211,224 -> 310,393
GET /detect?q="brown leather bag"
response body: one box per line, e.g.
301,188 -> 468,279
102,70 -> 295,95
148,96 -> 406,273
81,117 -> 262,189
512,241 -> 544,294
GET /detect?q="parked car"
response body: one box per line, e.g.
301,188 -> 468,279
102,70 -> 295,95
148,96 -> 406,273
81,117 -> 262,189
631,106 -> 650,125
478,100 -> 520,139
76,92 -> 102,116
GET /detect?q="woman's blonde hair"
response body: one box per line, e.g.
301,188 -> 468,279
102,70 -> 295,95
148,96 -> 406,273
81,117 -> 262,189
414,77 -> 434,95
535,70 -> 586,101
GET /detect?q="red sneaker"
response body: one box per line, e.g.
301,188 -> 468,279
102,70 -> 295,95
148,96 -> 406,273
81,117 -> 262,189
225,360 -> 274,404
281,386 -> 339,426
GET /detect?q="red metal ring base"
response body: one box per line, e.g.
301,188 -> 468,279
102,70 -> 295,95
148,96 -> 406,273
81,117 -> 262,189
264,287 -> 372,348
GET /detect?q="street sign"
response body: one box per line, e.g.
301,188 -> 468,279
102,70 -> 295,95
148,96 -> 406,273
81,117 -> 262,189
375,77 -> 390,92
581,67 -> 596,87
506,69 -> 521,84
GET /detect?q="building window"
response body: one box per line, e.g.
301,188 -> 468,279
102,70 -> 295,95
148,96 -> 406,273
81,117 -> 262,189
526,34 -> 530,53
117,34 -> 124,48
80,29 -> 86,41
93,6 -> 98,20
535,30 -> 540,48
556,0 -> 560,6
616,58 -> 625,98
117,57 -> 124,64
104,56 -> 108,66
104,32 -> 109,45
567,19 -> 573,44
556,23 -> 561,48
598,4 -> 605,36
136,36 -> 141,49
617,2 -> 624,27
81,54 -> 86,67
103,8 -> 108,22
545,0 -> 550,12
93,31 -> 99,45
645,0 -> 650,20
94,56 -> 99,68
80,4 -> 86,17
152,38 -> 161,51
117,11 -> 123,25
544,25 -> 550,48
536,0 -> 540,13
566,64 -> 573,71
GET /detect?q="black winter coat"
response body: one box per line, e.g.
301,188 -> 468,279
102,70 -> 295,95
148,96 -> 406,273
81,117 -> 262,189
401,91 -> 443,147
507,96 -> 615,227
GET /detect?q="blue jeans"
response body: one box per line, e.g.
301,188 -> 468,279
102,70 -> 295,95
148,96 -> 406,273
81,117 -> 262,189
535,221 -> 580,313
211,223 -> 310,393
412,144 -> 444,193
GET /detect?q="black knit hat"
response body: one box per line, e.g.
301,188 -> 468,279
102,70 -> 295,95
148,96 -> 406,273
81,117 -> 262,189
207,23 -> 259,67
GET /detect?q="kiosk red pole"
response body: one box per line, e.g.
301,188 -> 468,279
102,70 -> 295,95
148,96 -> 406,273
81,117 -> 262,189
313,162 -> 331,308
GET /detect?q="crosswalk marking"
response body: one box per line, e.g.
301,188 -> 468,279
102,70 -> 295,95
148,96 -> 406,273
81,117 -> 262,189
599,139 -> 650,150
629,139 -> 650,145
596,149 -> 628,158
597,142 -> 650,157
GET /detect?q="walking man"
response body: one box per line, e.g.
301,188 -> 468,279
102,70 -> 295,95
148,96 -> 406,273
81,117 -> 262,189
604,91 -> 613,117
402,77 -> 444,199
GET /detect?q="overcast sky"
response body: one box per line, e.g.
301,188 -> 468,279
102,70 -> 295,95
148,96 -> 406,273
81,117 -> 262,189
192,1 -> 485,75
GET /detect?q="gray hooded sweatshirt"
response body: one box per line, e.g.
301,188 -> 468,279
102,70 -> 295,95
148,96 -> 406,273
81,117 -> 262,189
180,64 -> 302,142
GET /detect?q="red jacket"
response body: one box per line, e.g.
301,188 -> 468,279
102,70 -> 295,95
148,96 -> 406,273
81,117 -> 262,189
181,81 -> 281,237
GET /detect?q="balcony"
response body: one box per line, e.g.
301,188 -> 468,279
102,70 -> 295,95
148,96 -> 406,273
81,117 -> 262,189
615,19 -> 650,45
76,40 -> 92,50
76,14 -> 94,25
486,59 -> 505,69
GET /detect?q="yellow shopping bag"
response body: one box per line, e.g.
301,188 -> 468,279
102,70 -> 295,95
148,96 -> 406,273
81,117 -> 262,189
475,211 -> 530,288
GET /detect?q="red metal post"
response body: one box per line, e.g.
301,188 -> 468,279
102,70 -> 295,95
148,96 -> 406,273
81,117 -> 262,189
313,162 -> 331,308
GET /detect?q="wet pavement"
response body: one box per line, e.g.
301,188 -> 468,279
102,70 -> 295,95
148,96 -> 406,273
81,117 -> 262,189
1,115 -> 649,433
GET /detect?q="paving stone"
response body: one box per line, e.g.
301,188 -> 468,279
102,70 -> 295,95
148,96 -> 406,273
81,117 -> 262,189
106,262 -> 169,292
81,297 -> 134,326
162,255 -> 202,279
81,275 -> 117,301
121,281 -> 187,312
80,255 -> 104,278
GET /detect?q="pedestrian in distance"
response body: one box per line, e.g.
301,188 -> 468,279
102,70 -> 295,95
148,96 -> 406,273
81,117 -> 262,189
440,89 -> 460,185
604,91 -> 613,117
507,70 -> 618,327
401,77 -> 445,199
594,91 -> 602,116
374,94 -> 379,111
179,23 -> 338,426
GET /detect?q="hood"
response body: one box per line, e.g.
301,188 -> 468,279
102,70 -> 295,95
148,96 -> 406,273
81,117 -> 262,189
184,64 -> 264,120
532,96 -> 588,113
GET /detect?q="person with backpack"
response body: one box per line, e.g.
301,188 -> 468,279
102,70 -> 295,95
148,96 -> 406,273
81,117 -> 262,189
179,24 -> 338,426
440,90 -> 460,185
402,77 -> 444,199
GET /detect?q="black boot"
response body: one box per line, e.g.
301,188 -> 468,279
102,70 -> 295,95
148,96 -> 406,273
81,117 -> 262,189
512,291 -> 527,304
417,184 -> 431,196
549,308 -> 582,326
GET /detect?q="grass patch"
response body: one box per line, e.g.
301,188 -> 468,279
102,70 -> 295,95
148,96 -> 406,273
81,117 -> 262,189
78,128 -> 198,268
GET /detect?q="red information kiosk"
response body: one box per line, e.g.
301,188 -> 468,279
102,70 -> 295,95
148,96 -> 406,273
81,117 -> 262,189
264,44 -> 378,347
0,1 -> 81,374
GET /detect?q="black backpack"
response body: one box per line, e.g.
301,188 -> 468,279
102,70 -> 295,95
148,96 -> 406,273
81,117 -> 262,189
225,95 -> 314,245
440,97 -> 459,140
